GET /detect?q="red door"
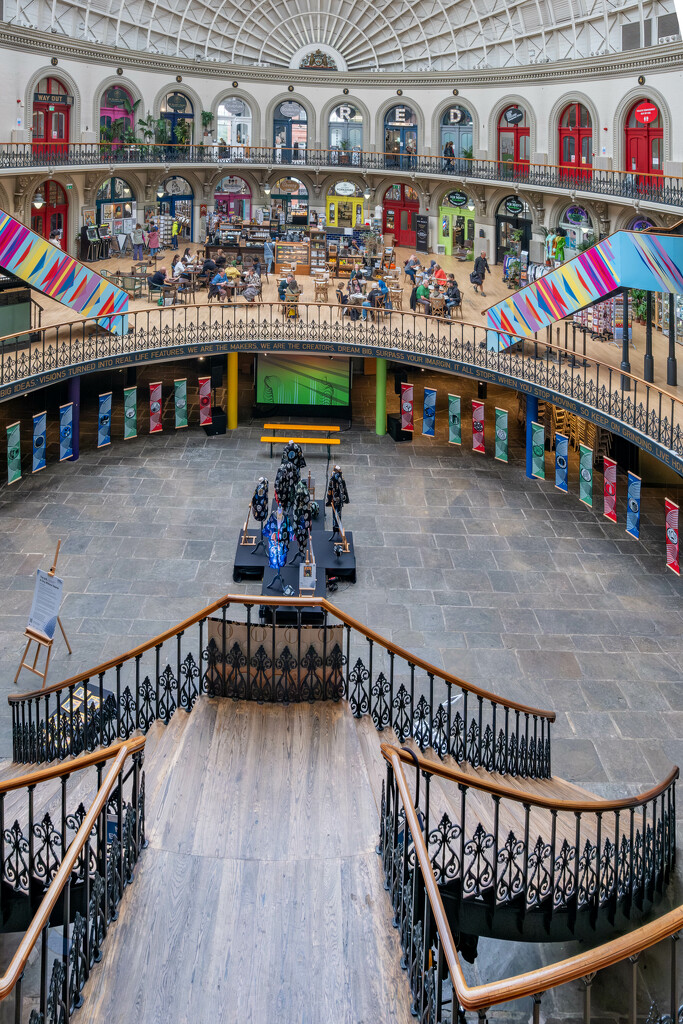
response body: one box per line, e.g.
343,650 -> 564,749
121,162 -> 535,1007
32,78 -> 70,158
30,182 -> 68,244
624,100 -> 663,190
382,185 -> 419,248
558,103 -> 592,181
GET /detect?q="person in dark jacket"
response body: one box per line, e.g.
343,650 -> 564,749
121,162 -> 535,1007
445,275 -> 461,311
471,251 -> 491,296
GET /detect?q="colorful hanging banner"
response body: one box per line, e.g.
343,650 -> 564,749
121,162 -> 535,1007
97,392 -> 112,449
198,376 -> 212,426
150,382 -> 162,433
626,472 -> 641,539
448,394 -> 461,445
123,386 -> 137,439
579,444 -> 593,507
59,403 -> 73,462
603,457 -> 617,522
555,432 -> 568,493
472,400 -> 485,454
531,422 -> 545,479
665,498 -> 680,575
400,383 -> 414,432
7,422 -> 20,485
32,411 -> 46,474
175,379 -> 188,429
494,408 -> 508,463
422,388 -> 436,437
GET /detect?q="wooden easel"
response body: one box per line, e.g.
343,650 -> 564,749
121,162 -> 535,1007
299,531 -> 317,596
331,506 -> 350,553
14,541 -> 72,689
240,505 -> 257,546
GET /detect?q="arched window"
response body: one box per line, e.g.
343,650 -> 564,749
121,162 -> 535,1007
559,103 -> 592,176
628,216 -> 656,231
329,104 -> 363,156
214,175 -> 252,221
382,183 -> 419,247
100,86 -> 136,145
216,98 -> 252,150
440,105 -> 473,166
273,102 -> 308,162
158,176 -> 194,241
160,92 -> 194,146
31,181 -> 68,243
624,99 -> 663,177
271,177 -> 308,225
495,195 -> 532,264
498,106 -> 530,169
384,106 -> 418,169
559,204 -> 595,257
32,77 -> 71,155
95,177 -> 136,233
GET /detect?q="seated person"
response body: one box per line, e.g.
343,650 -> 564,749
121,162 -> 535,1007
445,275 -> 461,310
403,254 -> 419,284
277,276 -> 289,302
362,279 -> 388,320
252,255 -> 262,277
210,269 -> 231,302
416,278 -> 431,313
242,271 -> 260,303
149,266 -> 173,292
285,275 -> 300,299
172,258 -> 191,290
433,264 -> 448,285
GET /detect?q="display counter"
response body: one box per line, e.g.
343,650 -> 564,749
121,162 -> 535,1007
274,241 -> 310,274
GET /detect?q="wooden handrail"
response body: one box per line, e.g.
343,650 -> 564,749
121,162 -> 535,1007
0,733 -> 145,1001
388,749 -> 683,1011
381,742 -> 679,814
0,737 -> 144,794
9,593 -> 556,720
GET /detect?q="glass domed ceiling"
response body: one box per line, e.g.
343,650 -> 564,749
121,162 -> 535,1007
4,0 -> 676,70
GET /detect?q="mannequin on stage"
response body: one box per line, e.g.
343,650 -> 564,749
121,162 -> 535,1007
250,476 -> 269,555
282,440 -> 307,470
326,464 -> 349,536
291,479 -> 313,563
275,458 -> 299,512
263,505 -> 295,591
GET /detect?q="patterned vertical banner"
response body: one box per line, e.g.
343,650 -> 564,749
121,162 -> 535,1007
626,472 -> 641,539
123,387 -> 137,440
150,382 -> 162,434
665,498 -> 680,575
579,444 -> 593,507
97,392 -> 112,449
603,457 -> 617,523
531,422 -> 545,479
400,383 -> 414,431
175,379 -> 188,429
59,403 -> 73,462
448,394 -> 461,445
555,432 -> 568,493
198,376 -> 212,426
6,422 -> 20,485
471,400 -> 485,454
494,408 -> 508,463
32,411 -> 46,474
422,388 -> 436,437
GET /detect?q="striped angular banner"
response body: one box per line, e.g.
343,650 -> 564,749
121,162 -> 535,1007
531,422 -> 545,479
472,400 -> 485,454
175,379 -> 188,429
400,383 -> 414,431
665,498 -> 679,575
555,432 -> 568,492
422,388 -> 436,437
626,472 -> 641,539
98,392 -> 112,449
578,444 -> 593,507
32,411 -> 46,474
59,403 -> 73,462
603,457 -> 617,522
150,382 -> 162,434
198,377 -> 212,426
123,387 -> 137,439
448,394 -> 461,445
7,422 -> 20,485
494,408 -> 508,462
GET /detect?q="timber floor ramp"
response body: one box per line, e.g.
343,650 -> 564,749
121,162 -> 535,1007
77,697 -> 415,1024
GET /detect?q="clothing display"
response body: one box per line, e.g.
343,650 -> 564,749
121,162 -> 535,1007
293,480 -> 313,556
282,440 -> 307,470
274,459 -> 300,511
263,508 -> 295,570
326,465 -> 350,527
251,477 -> 269,522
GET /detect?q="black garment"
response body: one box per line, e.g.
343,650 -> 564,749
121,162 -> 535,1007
409,285 -> 418,311
293,481 -> 313,556
471,255 -> 490,286
281,441 -> 307,471
202,259 -> 217,274
325,469 -> 349,522
251,479 -> 269,522
274,460 -> 299,511
446,283 -> 461,304
150,270 -> 166,287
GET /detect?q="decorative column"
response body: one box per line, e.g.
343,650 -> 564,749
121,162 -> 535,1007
526,394 -> 538,479
375,358 -> 387,436
643,291 -> 654,383
667,293 -> 678,386
226,352 -> 238,430
621,289 -> 631,391
67,376 -> 80,461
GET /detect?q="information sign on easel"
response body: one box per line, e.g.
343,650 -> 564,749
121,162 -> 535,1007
15,541 -> 72,689
298,531 -> 317,596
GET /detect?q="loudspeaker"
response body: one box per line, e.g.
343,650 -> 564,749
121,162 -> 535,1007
203,406 -> 227,436
477,381 -> 487,399
387,414 -> 410,442
210,361 -> 223,390
394,369 -> 407,395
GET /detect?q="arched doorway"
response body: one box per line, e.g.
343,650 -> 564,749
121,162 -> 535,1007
440,106 -> 473,171
99,85 -> 137,147
624,99 -> 663,178
326,182 -> 365,228
384,106 -> 418,169
495,195 -> 532,263
271,177 -> 308,226
158,176 -> 194,241
438,190 -> 476,256
96,177 -> 136,252
32,77 -> 71,157
498,105 -> 530,173
383,183 -> 419,248
31,181 -> 68,244
558,204 -> 595,259
214,175 -> 252,221
216,98 -> 252,156
273,102 -> 308,164
329,104 -> 363,163
559,102 -> 592,179
160,91 -> 194,147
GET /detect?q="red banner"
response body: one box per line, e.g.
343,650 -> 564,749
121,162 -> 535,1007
472,400 -> 485,454
198,377 -> 212,425
603,457 -> 617,522
400,383 -> 414,431
665,498 -> 680,575
150,382 -> 162,433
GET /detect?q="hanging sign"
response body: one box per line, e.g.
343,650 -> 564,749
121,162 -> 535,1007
123,387 -> 137,439
531,422 -> 545,478
565,205 -> 590,225
625,472 -> 641,539
216,176 -> 248,194
505,197 -> 525,215
34,93 -> 71,105
277,179 -> 301,193
279,102 -> 303,118
555,432 -> 568,492
150,382 -> 162,433
334,182 -> 356,196
448,394 -> 461,445
472,400 -> 485,454
446,191 -> 468,208
166,93 -> 188,112
665,498 -> 680,575
603,457 -> 617,522
400,383 -> 414,432
198,377 -> 212,426
633,101 -> 659,124
59,404 -> 73,462
32,412 -> 46,474
422,388 -> 436,437
97,392 -> 112,449
494,408 -> 508,463
175,379 -> 188,429
579,444 -> 593,507
504,107 -> 524,125
6,422 -> 21,485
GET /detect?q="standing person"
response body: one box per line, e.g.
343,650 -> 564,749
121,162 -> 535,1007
264,236 -> 275,275
148,223 -> 160,258
132,223 -> 145,262
171,218 -> 180,249
444,140 -> 455,171
49,231 -> 62,249
470,250 -> 491,297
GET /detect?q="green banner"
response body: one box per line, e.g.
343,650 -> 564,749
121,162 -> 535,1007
7,421 -> 21,485
579,443 -> 593,506
448,394 -> 461,445
174,379 -> 188,429
494,407 -> 508,463
123,387 -> 137,440
531,421 -> 545,479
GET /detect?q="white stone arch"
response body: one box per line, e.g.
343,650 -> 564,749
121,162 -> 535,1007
24,66 -> 82,143
0,179 -> 11,212
547,92 -> 601,170
86,169 -> 145,208
375,96 -> 426,157
318,95 -> 373,151
613,207 -> 662,232
431,182 -> 481,217
21,171 -> 80,256
372,175 -> 424,212
210,88 -> 261,146
612,85 -> 672,173
206,168 -> 263,202
430,96 -> 480,159
486,95 -> 537,165
91,76 -> 146,136
151,82 -> 203,141
151,168 -> 203,197
265,93 -> 316,151
266,169 -> 315,199
545,194 -> 600,236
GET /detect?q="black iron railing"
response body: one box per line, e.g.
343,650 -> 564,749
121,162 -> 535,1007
9,594 -> 555,780
1,144 -> 682,208
0,303 -> 681,472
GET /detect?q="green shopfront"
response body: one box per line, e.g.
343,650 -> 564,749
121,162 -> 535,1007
438,190 -> 475,257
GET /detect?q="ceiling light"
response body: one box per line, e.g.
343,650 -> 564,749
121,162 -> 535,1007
467,198 -> 475,212
32,190 -> 44,209
263,183 -> 271,196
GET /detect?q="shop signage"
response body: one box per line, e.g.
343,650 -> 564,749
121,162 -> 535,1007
166,93 -> 188,112
277,178 -> 301,193
504,107 -> 524,125
445,107 -> 466,124
446,190 -> 468,207
222,98 -> 246,115
633,101 -> 659,124
104,87 -> 129,107
332,105 -> 359,121
334,181 -> 356,196
416,215 -> 429,253
216,176 -> 248,194
163,177 -> 192,196
505,197 -> 524,215
279,101 -> 303,118
33,93 -> 71,105
564,205 -> 589,225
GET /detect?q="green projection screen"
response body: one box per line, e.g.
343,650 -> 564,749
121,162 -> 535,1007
256,355 -> 350,406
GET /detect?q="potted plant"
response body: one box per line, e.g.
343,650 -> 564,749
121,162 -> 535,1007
173,118 -> 192,154
201,110 -> 214,137
339,139 -> 350,165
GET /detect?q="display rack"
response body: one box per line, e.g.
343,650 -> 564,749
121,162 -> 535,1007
274,241 -> 310,274
309,229 -> 327,274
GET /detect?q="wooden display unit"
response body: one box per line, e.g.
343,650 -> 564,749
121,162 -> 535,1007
309,229 -> 327,274
274,241 -> 310,275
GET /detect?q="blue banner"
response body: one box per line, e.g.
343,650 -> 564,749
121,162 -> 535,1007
555,432 -> 568,493
59,403 -> 73,462
98,392 -> 112,449
626,471 -> 641,539
32,411 -> 46,474
422,388 -> 436,437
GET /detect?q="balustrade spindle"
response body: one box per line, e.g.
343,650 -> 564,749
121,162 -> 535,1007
154,645 -> 161,721
63,876 -> 71,1023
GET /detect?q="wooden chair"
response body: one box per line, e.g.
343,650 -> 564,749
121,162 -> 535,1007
149,278 -> 179,305
449,301 -> 463,320
389,288 -> 403,311
118,273 -> 143,300
314,280 -> 329,303
430,294 -> 447,318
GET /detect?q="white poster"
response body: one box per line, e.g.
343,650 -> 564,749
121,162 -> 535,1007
27,570 -> 63,639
